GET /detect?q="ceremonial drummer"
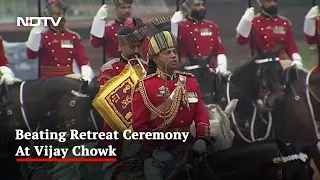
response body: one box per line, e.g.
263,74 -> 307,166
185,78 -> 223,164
26,0 -> 94,80
236,0 -> 304,69
131,31 -> 210,180
90,0 -> 149,61
0,37 -> 20,84
123,17 -> 150,60
304,6 -> 320,45
95,25 -> 148,154
176,0 -> 229,75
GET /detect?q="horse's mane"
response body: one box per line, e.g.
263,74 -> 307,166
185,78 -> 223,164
231,57 -> 257,76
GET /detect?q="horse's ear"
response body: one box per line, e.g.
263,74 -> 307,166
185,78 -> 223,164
224,99 -> 238,116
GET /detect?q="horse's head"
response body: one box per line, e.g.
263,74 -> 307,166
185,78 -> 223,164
203,99 -> 238,151
252,48 -> 285,109
53,77 -> 99,134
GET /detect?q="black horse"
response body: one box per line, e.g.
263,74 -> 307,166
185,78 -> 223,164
180,49 -> 316,179
0,76 -> 100,180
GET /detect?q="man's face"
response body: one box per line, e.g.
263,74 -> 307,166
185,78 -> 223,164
121,43 -> 141,59
262,0 -> 277,8
155,48 -> 179,70
116,4 -> 132,21
190,0 -> 206,20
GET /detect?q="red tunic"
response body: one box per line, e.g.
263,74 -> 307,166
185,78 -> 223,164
26,29 -> 90,78
236,14 -> 299,60
0,37 -> 8,66
131,70 -> 210,155
178,19 -> 226,68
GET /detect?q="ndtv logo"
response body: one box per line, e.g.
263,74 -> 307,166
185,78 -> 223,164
16,17 -> 62,27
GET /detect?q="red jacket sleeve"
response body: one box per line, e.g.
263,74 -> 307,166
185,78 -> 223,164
0,37 -> 8,66
284,23 -> 299,58
131,82 -> 156,155
90,26 -> 107,48
192,79 -> 210,138
236,33 -> 250,45
212,24 -> 226,56
74,35 -> 90,67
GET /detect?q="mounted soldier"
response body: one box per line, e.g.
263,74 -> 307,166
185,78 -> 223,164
0,37 -> 20,85
304,5 -> 320,52
97,23 -> 147,158
236,0 -> 304,107
174,0 -> 229,104
90,0 -> 149,61
236,0 -> 304,70
25,0 -> 94,81
132,31 -> 210,180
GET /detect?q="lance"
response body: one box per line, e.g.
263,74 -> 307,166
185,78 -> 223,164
248,0 -> 255,57
312,0 -> 320,65
37,0 -> 42,78
102,0 -> 106,64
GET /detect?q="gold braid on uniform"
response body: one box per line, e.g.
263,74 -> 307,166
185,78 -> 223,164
138,75 -> 189,131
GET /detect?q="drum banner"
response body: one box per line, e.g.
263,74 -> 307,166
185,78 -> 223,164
92,64 -> 145,133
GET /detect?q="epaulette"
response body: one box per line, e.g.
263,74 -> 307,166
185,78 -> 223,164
138,73 -> 157,82
100,58 -> 120,72
278,15 -> 292,26
176,71 -> 194,77
106,20 -> 116,27
66,29 -> 81,39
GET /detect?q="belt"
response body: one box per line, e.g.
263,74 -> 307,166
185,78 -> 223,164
41,65 -> 73,76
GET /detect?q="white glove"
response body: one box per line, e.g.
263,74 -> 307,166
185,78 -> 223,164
81,65 -> 94,83
291,60 -> 303,69
0,66 -> 21,85
215,54 -> 230,75
236,7 -> 255,38
171,11 -> 184,23
0,74 -> 21,85
26,24 -> 46,52
171,11 -> 184,39
96,4 -> 108,20
306,6 -> 319,19
192,139 -> 207,154
91,5 -> 108,38
304,6 -> 319,36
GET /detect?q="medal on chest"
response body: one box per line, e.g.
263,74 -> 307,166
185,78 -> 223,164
157,86 -> 170,97
61,40 -> 74,48
187,92 -> 198,103
200,28 -> 212,36
273,26 -> 286,35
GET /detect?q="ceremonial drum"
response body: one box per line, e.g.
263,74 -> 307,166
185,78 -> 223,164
92,64 -> 145,133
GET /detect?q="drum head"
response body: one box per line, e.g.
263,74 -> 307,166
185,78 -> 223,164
152,149 -> 173,162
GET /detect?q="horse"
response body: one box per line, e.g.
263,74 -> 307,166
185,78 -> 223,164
271,66 -> 320,172
0,75 -> 99,180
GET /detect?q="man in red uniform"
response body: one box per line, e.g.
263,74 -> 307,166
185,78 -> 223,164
177,0 -> 229,75
132,31 -> 210,180
90,0 -> 148,60
26,0 -> 94,80
236,0 -> 303,69
0,37 -> 20,85
96,25 -> 147,150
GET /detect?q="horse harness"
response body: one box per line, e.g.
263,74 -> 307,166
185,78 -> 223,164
0,80 -> 88,133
